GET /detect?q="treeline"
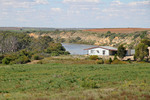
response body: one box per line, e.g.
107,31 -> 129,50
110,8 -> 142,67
0,31 -> 70,64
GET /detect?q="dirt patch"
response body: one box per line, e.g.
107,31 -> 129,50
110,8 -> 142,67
29,33 -> 39,38
27,60 -> 40,64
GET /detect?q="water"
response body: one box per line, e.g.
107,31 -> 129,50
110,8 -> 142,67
62,43 -> 96,55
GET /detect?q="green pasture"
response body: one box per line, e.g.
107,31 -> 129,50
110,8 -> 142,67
0,63 -> 150,100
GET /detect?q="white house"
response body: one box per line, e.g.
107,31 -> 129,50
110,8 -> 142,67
84,46 -> 150,61
84,46 -> 117,56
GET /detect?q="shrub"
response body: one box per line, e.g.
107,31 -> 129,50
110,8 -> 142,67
32,54 -> 44,60
0,55 -> 4,64
14,56 -> 30,64
81,80 -> 99,88
104,59 -> 111,64
2,57 -> 11,65
137,61 -> 149,64
37,61 -> 43,64
111,59 -> 127,64
127,58 -> 132,63
33,55 -> 40,60
109,58 -> 113,63
89,55 -> 99,60
51,51 -> 59,56
113,54 -> 118,60
96,59 -> 104,64
64,51 -> 70,55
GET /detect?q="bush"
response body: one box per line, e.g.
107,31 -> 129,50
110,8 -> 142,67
111,59 -> 127,64
13,56 -> 30,64
96,59 -> 104,64
37,61 -> 43,64
104,59 -> 111,64
51,51 -> 59,56
89,55 -> 99,60
113,54 -> 118,60
32,54 -> 44,60
81,80 -> 99,88
127,58 -> 132,63
137,61 -> 149,64
109,58 -> 113,63
33,55 -> 40,60
2,57 -> 11,65
0,55 -> 4,63
64,51 -> 70,55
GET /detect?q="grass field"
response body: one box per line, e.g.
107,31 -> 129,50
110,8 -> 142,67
0,63 -> 150,100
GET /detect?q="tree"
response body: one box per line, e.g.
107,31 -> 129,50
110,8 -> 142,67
135,43 -> 148,61
117,44 -> 126,60
29,36 -> 53,52
0,32 -> 32,53
107,31 -> 111,34
141,39 -> 150,46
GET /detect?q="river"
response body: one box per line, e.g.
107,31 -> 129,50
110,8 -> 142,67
62,43 -> 96,55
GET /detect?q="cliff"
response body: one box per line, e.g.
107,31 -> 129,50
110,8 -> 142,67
29,29 -> 150,49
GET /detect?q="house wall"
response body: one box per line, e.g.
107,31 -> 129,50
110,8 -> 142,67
148,47 -> 150,57
88,48 -> 110,56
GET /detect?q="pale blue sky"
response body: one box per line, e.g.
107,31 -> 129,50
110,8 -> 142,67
0,0 -> 149,28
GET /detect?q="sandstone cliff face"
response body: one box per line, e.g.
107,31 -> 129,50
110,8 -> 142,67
29,30 -> 148,48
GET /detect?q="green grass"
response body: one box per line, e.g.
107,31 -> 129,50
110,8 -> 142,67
0,63 -> 150,100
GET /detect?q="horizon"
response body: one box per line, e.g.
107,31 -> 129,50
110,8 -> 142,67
0,0 -> 150,28
0,27 -> 150,29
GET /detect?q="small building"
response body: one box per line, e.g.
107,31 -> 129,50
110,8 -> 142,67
126,49 -> 135,56
84,46 -> 117,56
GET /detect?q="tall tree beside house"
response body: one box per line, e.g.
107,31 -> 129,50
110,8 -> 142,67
141,39 -> 150,46
117,44 -> 126,60
135,43 -> 149,61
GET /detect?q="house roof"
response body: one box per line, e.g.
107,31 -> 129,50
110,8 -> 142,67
84,46 -> 117,51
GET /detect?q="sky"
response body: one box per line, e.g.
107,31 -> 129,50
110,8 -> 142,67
0,0 -> 150,28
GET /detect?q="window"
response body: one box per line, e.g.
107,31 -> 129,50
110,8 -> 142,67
103,50 -> 105,55
91,50 -> 94,53
97,50 -> 99,53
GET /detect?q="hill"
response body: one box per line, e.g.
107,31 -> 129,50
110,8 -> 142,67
28,28 -> 150,48
1,27 -> 150,48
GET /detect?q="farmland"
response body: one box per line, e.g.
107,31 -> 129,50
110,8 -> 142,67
84,28 -> 150,33
0,63 -> 150,100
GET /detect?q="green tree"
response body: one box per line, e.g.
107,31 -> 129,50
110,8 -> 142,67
29,36 -> 53,52
141,39 -> 150,46
117,44 -> 126,60
45,43 -> 66,53
113,54 -> 118,60
109,58 -> 112,63
135,43 -> 148,61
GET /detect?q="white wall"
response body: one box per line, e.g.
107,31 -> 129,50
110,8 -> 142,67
88,48 -> 110,56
